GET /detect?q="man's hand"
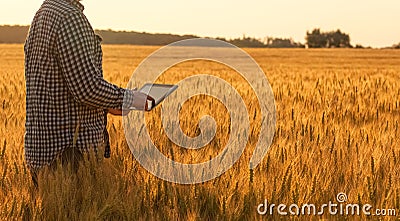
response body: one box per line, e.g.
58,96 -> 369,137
108,92 -> 155,116
130,91 -> 155,111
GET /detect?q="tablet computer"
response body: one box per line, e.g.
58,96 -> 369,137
130,83 -> 178,111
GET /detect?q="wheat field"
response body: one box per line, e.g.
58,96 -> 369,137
0,44 -> 400,220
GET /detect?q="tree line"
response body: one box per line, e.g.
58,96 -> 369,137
306,29 -> 351,48
0,25 -> 398,48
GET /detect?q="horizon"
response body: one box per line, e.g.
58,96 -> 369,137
1,0 -> 399,48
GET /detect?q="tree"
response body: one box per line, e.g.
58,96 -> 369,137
228,37 -> 266,48
265,37 -> 304,48
306,29 -> 352,48
327,30 -> 351,48
393,43 -> 400,49
306,29 -> 327,48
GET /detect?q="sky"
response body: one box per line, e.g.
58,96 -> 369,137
1,0 -> 399,48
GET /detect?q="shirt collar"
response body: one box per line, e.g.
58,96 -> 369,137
67,0 -> 85,12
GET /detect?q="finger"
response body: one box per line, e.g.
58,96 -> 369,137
147,96 -> 155,111
147,95 -> 155,101
145,100 -> 150,111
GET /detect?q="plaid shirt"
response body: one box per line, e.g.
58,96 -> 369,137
24,0 -> 133,170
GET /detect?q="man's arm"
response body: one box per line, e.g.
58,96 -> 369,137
56,11 -> 133,110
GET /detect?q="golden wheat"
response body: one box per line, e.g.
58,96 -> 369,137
0,44 -> 399,220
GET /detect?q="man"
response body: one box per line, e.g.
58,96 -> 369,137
24,0 -> 150,180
